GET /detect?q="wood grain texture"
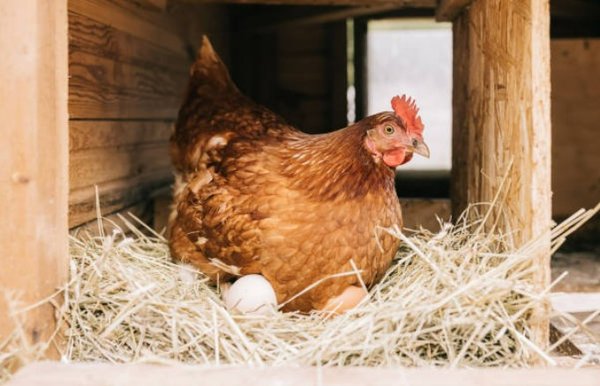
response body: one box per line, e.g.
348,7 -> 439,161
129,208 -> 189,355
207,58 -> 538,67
449,10 -> 470,219
69,0 -> 186,55
435,0 -> 473,21
451,0 -> 552,353
66,0 -> 208,230
68,50 -> 187,119
7,363 -> 600,386
69,120 -> 171,151
69,11 -> 188,73
175,0 -> 435,6
70,144 -> 170,190
69,171 -> 172,228
67,0 -> 230,231
253,5 -> 421,32
551,39 -> 600,217
0,0 -> 68,358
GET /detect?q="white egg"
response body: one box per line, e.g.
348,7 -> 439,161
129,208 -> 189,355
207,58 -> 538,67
222,274 -> 277,315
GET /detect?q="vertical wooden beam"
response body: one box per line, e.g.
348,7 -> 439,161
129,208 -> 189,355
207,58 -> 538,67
0,0 -> 68,356
256,33 -> 279,110
450,13 -> 470,217
328,21 -> 348,129
353,18 -> 368,120
451,0 -> 552,352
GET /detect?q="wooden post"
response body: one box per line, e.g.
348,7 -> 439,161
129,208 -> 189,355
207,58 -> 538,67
328,21 -> 348,129
0,0 -> 69,357
353,18 -> 368,120
450,0 -> 552,352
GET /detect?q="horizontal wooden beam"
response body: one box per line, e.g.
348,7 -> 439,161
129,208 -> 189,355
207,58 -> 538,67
435,0 -> 472,21
255,5 -> 406,32
551,0 -> 600,21
551,292 -> 600,314
70,144 -> 170,190
175,0 -> 435,6
69,121 -> 171,152
69,171 -> 172,228
69,50 -> 187,119
239,1 -> 435,33
69,11 -> 188,73
145,0 -> 168,10
68,120 -> 172,228
8,363 -> 600,386
70,0 -> 185,55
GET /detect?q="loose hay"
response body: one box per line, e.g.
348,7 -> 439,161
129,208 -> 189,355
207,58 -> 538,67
54,202 -> 599,368
1,202 -> 598,381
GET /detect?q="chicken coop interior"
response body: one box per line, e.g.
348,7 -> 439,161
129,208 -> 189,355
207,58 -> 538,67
1,0 -> 600,383
64,0 -> 599,236
66,0 -> 599,281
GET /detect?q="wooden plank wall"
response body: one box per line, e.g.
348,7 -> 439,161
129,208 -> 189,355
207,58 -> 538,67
232,14 -> 347,135
551,38 -> 600,218
277,23 -> 348,132
276,27 -> 332,133
451,0 -> 552,352
67,0 -> 230,229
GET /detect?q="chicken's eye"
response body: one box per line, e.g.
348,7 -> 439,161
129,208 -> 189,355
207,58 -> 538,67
412,139 -> 419,147
383,126 -> 395,135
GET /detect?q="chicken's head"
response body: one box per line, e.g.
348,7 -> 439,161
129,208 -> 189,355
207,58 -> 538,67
364,95 -> 429,168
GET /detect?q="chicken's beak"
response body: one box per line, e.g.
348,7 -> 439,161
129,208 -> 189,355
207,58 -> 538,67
413,141 -> 430,158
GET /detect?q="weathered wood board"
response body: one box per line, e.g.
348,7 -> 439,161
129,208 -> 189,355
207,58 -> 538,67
451,0 -> 552,350
0,0 -> 69,359
551,39 -> 600,218
67,0 -> 229,228
6,363 -> 600,386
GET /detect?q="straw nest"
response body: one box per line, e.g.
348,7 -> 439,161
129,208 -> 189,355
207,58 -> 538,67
58,202 -> 598,368
1,201 -> 598,380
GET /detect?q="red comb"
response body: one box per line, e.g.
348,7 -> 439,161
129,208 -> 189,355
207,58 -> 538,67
391,95 -> 424,135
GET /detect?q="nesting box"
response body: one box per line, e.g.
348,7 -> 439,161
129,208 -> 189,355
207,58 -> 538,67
3,0 -> 598,381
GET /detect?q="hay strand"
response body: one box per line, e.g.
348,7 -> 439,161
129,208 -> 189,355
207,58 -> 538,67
51,202 -> 599,367
2,202 -> 599,382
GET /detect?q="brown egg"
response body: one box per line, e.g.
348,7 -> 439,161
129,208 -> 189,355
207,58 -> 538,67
322,286 -> 368,314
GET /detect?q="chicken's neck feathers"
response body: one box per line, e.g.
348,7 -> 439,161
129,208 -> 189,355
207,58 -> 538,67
277,124 -> 396,201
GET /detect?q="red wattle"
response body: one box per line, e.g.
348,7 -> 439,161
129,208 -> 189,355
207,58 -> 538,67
382,148 -> 406,167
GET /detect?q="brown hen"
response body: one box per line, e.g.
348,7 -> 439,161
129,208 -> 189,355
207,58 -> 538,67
168,37 -> 429,312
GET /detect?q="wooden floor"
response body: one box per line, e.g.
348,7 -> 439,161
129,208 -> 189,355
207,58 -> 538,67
553,251 -> 600,293
6,362 -> 600,386
550,247 -> 600,361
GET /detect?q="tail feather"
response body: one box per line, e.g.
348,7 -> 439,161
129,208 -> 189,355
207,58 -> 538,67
189,36 -> 237,95
171,36 -> 241,173
171,36 -> 285,174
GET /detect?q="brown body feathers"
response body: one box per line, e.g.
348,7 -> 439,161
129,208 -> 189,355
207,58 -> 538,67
168,38 -> 407,312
